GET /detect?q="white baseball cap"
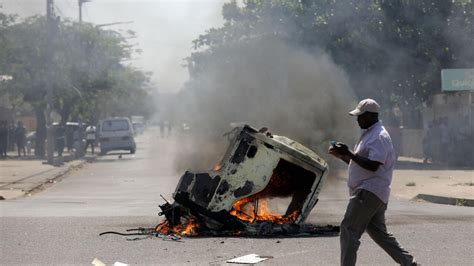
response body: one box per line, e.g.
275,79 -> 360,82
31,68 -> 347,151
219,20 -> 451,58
349,98 -> 380,116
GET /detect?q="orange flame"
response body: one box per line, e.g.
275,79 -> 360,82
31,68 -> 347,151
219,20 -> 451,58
228,164 -> 303,224
213,163 -> 222,171
230,196 -> 299,224
155,217 -> 199,236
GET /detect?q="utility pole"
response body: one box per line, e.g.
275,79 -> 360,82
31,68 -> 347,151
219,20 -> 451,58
78,0 -> 91,24
46,0 -> 58,164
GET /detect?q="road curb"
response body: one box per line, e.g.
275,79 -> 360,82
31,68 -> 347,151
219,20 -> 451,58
24,158 -> 92,197
415,194 -> 474,207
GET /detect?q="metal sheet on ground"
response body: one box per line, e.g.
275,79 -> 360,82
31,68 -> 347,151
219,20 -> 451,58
226,254 -> 271,264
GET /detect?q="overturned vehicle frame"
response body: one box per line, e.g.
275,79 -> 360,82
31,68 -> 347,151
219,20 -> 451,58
158,125 -> 333,236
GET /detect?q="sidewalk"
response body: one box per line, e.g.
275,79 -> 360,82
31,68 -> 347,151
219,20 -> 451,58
0,153 -> 93,200
329,156 -> 473,206
385,157 -> 473,206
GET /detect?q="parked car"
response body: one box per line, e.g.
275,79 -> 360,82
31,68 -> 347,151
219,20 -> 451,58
98,117 -> 136,155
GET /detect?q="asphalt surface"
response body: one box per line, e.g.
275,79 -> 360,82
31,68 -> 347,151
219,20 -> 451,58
1,129 -> 473,265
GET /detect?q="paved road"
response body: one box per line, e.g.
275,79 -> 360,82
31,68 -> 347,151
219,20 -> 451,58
1,129 -> 473,265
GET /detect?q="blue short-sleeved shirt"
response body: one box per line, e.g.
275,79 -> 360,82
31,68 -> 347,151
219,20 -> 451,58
348,121 -> 395,204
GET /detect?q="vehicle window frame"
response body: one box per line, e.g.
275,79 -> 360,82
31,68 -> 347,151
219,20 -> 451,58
101,119 -> 130,132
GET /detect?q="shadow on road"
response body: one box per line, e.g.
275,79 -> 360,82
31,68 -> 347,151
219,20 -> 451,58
395,160 -> 474,171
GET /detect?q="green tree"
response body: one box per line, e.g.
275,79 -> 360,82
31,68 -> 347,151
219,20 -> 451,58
186,0 -> 473,129
0,14 -> 154,156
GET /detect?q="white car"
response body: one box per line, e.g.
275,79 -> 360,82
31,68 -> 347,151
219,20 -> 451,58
98,117 -> 136,155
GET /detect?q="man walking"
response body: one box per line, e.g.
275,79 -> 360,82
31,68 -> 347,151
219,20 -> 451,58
329,99 -> 417,266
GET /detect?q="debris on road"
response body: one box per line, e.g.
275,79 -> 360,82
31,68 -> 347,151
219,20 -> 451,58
92,258 -> 106,266
98,125 -> 339,240
155,125 -> 339,237
91,258 -> 129,266
226,254 -> 273,264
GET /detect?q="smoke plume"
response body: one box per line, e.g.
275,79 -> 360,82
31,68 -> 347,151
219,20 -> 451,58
174,37 -> 358,172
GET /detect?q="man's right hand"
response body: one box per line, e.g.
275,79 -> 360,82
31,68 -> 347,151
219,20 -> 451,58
328,142 -> 352,164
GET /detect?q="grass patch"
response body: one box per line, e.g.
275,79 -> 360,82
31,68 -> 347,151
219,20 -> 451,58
406,182 -> 416,187
456,198 -> 467,206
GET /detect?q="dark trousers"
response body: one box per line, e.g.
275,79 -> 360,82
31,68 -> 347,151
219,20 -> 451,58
340,189 -> 414,266
56,139 -> 65,156
84,140 -> 95,154
16,142 -> 26,156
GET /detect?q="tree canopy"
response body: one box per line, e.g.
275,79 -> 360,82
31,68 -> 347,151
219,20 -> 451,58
185,0 -> 473,130
0,14 -> 154,155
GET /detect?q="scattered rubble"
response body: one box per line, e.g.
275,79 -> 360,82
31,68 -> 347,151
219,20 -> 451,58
99,125 -> 339,239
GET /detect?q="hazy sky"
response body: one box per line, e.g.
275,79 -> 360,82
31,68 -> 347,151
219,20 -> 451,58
0,0 -> 227,93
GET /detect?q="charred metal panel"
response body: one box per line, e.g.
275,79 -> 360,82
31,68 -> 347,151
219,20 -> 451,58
207,136 -> 281,212
216,180 -> 229,195
167,124 -> 329,228
191,174 -> 221,207
173,191 -> 246,230
159,201 -> 182,227
174,172 -> 222,209
247,145 -> 258,158
177,171 -> 194,192
231,138 -> 251,164
233,181 -> 255,197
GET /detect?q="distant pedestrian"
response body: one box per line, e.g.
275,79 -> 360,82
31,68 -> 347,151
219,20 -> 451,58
422,121 -> 434,163
66,125 -> 74,152
77,120 -> 85,141
84,124 -> 97,154
438,117 -> 450,164
159,121 -> 165,138
72,127 -> 83,158
7,122 -> 15,152
328,99 -> 417,266
430,119 -> 442,163
55,125 -> 66,157
167,121 -> 173,137
0,121 -> 8,157
14,121 -> 27,157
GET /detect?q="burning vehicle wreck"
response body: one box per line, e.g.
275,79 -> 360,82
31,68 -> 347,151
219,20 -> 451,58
156,125 -> 339,237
